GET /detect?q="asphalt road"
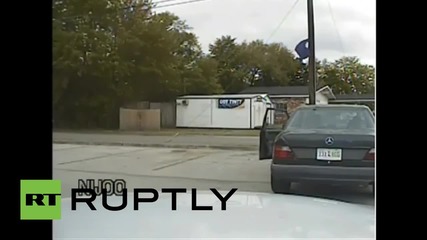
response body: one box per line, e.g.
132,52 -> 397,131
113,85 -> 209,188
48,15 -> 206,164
53,132 -> 259,150
53,144 -> 374,206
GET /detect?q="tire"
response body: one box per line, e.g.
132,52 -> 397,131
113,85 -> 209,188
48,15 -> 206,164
271,174 -> 291,194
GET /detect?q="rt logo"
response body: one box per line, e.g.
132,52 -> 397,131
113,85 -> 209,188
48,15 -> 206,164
20,180 -> 61,220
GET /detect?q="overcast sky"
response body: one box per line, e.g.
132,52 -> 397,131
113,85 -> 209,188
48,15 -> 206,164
157,0 -> 376,66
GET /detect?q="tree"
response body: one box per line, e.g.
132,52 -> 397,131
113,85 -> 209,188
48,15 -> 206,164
209,37 -> 300,93
53,0 -> 222,128
239,40 -> 299,86
289,58 -> 328,87
182,57 -> 223,95
208,35 -> 245,93
318,57 -> 375,94
53,0 -> 138,128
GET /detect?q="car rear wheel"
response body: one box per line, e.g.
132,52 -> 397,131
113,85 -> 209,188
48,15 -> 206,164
271,174 -> 291,194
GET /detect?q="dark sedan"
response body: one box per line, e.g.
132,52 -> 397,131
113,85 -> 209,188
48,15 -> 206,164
259,104 -> 375,194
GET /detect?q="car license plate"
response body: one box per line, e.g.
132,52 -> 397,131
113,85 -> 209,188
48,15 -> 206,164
316,148 -> 342,161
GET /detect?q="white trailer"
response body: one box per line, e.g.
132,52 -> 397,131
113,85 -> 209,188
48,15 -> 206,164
176,94 -> 274,129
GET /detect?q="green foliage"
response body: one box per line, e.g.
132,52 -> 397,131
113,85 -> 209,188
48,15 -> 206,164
318,57 -> 375,94
53,0 -> 375,129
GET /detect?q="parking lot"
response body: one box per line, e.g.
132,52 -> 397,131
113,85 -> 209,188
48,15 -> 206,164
53,143 -> 374,206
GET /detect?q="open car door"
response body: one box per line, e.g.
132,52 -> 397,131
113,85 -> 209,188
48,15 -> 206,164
259,107 -> 288,160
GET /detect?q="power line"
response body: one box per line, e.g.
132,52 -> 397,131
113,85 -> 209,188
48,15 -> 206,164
54,0 -> 209,20
266,0 -> 300,43
154,0 -> 208,9
153,0 -> 181,4
326,0 -> 345,54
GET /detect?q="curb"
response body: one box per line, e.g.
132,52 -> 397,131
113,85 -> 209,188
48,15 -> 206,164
53,130 -> 260,137
54,133 -> 260,137
52,140 -> 257,151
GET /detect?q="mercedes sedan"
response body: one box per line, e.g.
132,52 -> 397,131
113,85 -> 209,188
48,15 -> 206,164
259,104 -> 375,194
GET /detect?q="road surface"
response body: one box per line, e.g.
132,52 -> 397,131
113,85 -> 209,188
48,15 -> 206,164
53,144 -> 374,206
53,132 -> 259,150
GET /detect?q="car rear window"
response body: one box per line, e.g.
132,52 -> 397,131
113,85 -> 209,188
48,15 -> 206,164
286,107 -> 375,130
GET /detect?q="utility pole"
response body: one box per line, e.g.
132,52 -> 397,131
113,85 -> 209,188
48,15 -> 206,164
307,0 -> 317,105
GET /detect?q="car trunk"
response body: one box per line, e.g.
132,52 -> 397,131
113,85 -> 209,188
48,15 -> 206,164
277,129 -> 374,167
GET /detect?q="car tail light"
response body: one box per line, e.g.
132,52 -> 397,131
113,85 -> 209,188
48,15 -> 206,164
364,148 -> 375,160
273,145 -> 294,160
